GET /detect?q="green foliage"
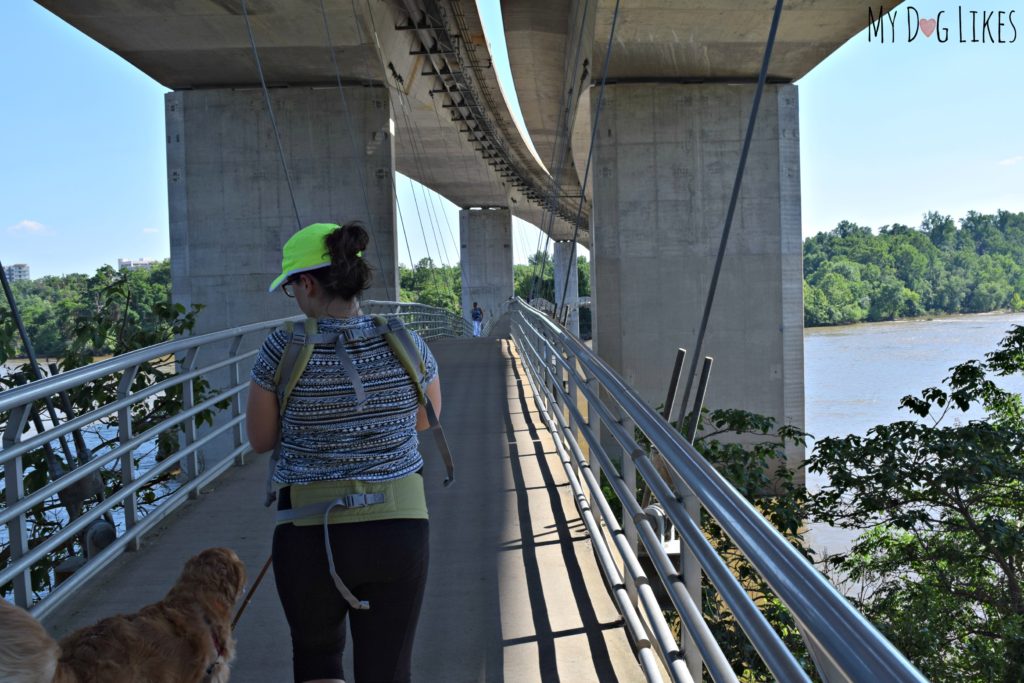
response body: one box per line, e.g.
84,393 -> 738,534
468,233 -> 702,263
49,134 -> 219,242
804,210 -> 1024,326
689,409 -> 814,681
397,251 -> 593,317
1,261 -> 177,360
634,406 -> 813,681
398,258 -> 462,315
513,251 -> 591,303
0,306 -> 16,365
807,325 -> 1024,683
1,262 -> 225,600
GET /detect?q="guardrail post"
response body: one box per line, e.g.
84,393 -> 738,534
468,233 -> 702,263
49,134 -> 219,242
681,356 -> 712,683
228,335 -> 246,465
180,348 -> 201,498
567,364 -> 581,478
621,416 -> 639,606
117,365 -> 141,550
3,404 -> 34,607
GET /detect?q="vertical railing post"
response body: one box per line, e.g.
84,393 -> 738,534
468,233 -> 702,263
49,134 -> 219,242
544,338 -> 556,417
228,335 -> 246,465
567,363 -> 580,478
3,404 -> 34,607
621,416 -> 639,606
180,348 -> 201,498
589,379 -> 603,532
680,356 -> 713,683
116,365 -> 141,550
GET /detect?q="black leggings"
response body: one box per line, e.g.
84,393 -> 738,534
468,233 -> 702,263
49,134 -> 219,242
272,491 -> 429,683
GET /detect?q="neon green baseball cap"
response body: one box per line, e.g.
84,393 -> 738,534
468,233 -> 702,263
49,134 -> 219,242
268,222 -> 339,293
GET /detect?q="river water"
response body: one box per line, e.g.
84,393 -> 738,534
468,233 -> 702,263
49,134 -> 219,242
804,310 -> 1024,556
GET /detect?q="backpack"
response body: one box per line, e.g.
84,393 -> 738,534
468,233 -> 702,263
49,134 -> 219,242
263,315 -> 455,508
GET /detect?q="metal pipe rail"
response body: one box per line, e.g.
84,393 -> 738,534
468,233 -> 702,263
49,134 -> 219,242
0,302 -> 464,616
363,300 -> 471,339
508,299 -> 927,683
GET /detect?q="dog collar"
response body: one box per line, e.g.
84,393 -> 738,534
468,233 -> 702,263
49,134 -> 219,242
203,624 -> 227,679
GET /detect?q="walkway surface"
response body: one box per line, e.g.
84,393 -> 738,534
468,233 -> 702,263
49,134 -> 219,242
44,320 -> 644,682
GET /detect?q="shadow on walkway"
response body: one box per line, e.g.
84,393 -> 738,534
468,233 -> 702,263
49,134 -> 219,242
44,320 -> 642,682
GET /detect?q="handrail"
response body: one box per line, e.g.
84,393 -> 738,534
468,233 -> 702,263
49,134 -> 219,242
508,298 -> 927,683
0,301 -> 464,616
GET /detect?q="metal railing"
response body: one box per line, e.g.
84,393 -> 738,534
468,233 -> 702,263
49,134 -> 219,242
510,299 -> 927,683
0,302 -> 465,617
363,300 -> 471,339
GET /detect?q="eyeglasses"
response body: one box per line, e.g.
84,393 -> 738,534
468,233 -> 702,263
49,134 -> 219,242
282,277 -> 298,298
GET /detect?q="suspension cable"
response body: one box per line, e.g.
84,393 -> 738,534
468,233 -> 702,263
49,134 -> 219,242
240,0 -> 302,231
319,0 -> 394,300
357,0 -> 466,305
529,0 -> 591,301
556,0 -> 621,318
676,0 -> 786,425
394,98 -> 459,302
426,91 -> 478,260
387,4 -> 488,307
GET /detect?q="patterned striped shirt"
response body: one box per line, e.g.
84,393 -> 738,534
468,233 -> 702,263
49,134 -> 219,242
250,315 -> 438,485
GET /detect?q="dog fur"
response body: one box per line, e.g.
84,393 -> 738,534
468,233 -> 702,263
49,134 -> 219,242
0,547 -> 246,683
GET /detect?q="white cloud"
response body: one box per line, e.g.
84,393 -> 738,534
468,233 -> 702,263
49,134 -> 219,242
7,219 -> 48,234
998,155 -> 1024,167
142,227 -> 161,234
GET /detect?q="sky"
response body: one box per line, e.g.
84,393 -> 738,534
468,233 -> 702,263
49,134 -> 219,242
1,1 -> 1022,279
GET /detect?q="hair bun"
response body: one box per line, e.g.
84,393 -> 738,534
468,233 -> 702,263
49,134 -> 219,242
324,222 -> 369,261
318,221 -> 373,299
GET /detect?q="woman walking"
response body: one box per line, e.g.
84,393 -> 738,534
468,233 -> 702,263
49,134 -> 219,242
246,221 -> 441,683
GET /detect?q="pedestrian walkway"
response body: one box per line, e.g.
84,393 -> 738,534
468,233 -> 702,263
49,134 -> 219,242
43,318 -> 644,682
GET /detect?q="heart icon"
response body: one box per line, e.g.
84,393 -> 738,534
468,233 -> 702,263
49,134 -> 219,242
920,18 -> 937,37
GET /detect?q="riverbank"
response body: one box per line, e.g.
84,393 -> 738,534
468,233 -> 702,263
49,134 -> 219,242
805,306 -> 1023,330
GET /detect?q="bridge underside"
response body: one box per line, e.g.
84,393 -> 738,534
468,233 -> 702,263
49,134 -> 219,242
35,0 -> 585,241
43,323 -> 645,682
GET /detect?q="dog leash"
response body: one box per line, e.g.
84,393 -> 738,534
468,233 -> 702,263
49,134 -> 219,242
231,554 -> 273,631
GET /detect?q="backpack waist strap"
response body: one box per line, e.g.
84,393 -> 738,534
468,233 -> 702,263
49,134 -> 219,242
276,492 -> 388,612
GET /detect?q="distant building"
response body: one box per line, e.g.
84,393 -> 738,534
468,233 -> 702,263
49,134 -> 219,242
118,258 -> 159,271
3,263 -> 30,281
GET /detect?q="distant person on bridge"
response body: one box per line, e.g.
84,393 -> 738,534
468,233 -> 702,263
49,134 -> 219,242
246,221 -> 442,683
471,301 -> 484,337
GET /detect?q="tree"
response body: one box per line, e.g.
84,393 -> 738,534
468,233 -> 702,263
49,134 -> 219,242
804,211 -> 1024,326
1,263 -> 219,600
397,261 -> 461,315
807,325 -> 1024,683
690,409 -> 814,681
576,255 -> 591,297
417,282 -> 459,313
635,407 -> 814,681
923,212 -> 957,250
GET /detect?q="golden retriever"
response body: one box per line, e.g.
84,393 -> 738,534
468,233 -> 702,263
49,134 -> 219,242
0,547 -> 246,683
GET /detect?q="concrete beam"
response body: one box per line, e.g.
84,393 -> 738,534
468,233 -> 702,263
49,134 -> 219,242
594,1 -> 881,81
167,85 -> 397,333
460,208 -> 514,329
36,0 -> 586,244
591,82 -> 805,474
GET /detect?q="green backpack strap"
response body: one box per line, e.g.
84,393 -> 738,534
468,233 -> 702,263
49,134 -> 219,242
373,315 -> 455,487
372,315 -> 427,402
265,318 -> 318,507
274,318 -> 318,416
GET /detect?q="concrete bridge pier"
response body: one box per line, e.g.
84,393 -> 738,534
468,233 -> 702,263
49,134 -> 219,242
460,207 -> 514,328
553,240 -> 581,336
166,85 -> 398,333
590,83 -> 805,472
